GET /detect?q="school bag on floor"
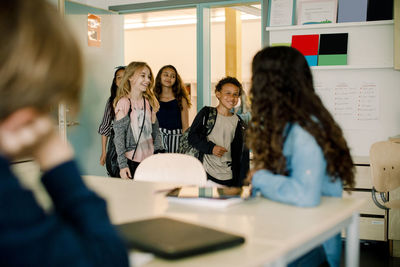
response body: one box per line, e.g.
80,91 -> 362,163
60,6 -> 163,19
178,106 -> 217,160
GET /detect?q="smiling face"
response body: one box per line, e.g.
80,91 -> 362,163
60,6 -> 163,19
160,67 -> 176,88
216,83 -> 240,110
129,66 -> 151,93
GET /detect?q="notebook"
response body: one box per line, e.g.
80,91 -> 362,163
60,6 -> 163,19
116,217 -> 245,259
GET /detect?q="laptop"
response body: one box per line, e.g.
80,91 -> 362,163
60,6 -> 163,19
116,217 -> 245,259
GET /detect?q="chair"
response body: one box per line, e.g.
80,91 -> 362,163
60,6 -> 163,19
133,153 -> 207,186
369,140 -> 400,209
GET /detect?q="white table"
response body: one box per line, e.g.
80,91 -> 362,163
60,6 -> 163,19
84,176 -> 365,267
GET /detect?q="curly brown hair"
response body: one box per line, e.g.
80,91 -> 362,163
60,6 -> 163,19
248,46 -> 355,188
154,65 -> 191,110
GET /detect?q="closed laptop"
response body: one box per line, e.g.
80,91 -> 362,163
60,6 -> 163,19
116,217 -> 245,259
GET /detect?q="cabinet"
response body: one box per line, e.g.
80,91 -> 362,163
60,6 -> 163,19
343,157 -> 387,241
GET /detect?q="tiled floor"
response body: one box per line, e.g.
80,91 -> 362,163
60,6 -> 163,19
341,240 -> 400,267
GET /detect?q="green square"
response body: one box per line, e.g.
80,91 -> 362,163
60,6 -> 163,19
318,54 -> 347,66
271,43 -> 291,47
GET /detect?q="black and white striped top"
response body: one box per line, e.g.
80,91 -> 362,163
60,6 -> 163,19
98,98 -> 114,137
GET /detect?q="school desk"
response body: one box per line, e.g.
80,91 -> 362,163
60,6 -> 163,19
84,175 -> 365,267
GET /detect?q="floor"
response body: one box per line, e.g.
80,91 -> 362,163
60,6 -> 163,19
341,240 -> 400,267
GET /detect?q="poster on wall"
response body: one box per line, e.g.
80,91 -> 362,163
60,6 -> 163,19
268,0 -> 296,27
88,13 -> 101,47
297,0 -> 337,25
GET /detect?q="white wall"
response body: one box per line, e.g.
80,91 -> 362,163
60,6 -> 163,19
125,24 -> 197,81
65,5 -> 124,176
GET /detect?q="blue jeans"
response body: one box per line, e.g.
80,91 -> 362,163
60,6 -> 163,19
288,245 -> 328,267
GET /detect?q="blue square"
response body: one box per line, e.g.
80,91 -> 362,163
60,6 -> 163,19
305,55 -> 318,66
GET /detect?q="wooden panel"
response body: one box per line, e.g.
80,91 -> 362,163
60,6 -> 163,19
359,217 -> 386,241
392,240 -> 400,257
343,192 -> 385,216
225,7 -> 242,80
389,187 -> 400,240
395,0 -> 400,70
343,217 -> 386,241
353,165 -> 373,189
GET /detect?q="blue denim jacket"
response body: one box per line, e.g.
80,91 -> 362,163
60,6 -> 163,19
252,123 -> 342,267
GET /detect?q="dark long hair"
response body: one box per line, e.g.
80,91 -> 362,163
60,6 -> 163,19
154,65 -> 191,110
107,66 -> 125,120
248,46 -> 355,188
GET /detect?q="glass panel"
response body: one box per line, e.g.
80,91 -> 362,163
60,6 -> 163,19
124,8 -> 197,123
210,4 -> 261,108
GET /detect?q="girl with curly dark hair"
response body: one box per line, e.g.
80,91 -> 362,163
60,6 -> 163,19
246,46 -> 355,267
154,65 -> 191,153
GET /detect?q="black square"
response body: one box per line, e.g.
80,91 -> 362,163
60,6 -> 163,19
319,33 -> 348,55
367,0 -> 393,21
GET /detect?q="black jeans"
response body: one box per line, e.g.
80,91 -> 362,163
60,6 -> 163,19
206,173 -> 234,186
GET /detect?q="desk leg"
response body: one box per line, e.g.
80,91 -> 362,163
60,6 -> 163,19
345,212 -> 360,267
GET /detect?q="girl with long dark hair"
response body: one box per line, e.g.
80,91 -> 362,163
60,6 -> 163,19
246,46 -> 355,267
98,66 -> 125,166
154,65 -> 191,152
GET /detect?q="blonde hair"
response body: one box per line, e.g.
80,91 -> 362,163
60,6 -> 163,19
114,61 -> 159,111
0,0 -> 82,121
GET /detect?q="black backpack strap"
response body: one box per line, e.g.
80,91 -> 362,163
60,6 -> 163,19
205,106 -> 217,135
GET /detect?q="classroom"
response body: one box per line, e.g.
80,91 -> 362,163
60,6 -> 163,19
7,0 -> 400,266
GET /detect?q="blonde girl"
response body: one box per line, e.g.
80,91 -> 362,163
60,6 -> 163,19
113,62 -> 164,179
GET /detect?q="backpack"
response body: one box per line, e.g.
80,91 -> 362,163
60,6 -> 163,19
178,106 -> 217,160
105,99 -> 138,178
105,129 -> 120,177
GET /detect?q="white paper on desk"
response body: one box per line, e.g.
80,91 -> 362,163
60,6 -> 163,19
167,197 -> 244,209
129,250 -> 154,266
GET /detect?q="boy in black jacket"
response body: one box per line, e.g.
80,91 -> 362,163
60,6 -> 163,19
188,77 -> 249,187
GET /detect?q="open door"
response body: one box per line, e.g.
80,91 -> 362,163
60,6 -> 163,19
64,1 -> 124,176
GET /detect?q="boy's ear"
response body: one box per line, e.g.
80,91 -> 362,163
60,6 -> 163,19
0,108 -> 39,131
215,91 -> 221,99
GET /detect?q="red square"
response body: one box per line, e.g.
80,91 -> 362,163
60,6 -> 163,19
291,34 -> 319,56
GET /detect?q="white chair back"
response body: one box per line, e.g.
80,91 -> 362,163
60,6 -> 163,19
134,153 -> 207,186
